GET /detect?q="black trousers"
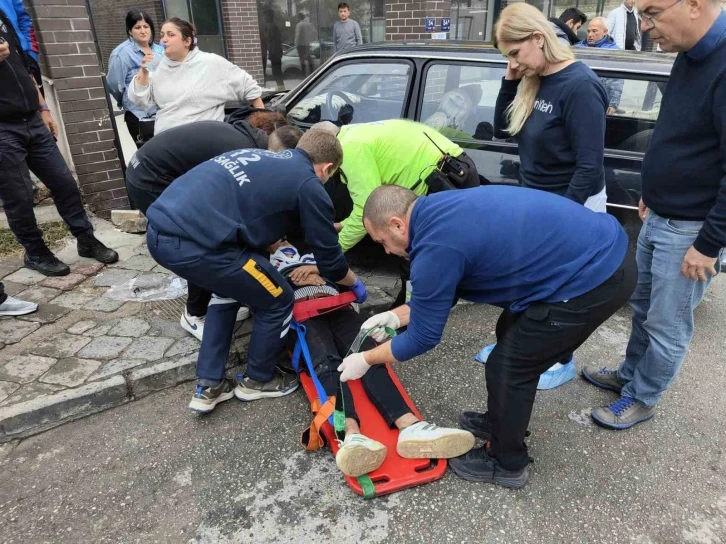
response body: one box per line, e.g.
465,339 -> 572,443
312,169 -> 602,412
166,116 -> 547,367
124,111 -> 143,149
302,306 -> 412,427
298,45 -> 314,75
271,61 -> 284,87
0,114 -> 93,255
125,180 -> 212,317
0,282 -> 6,305
487,250 -> 637,471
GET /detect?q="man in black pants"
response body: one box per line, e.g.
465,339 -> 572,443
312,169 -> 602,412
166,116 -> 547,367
0,12 -> 117,276
272,242 -> 474,478
337,185 -> 636,488
125,119 -> 302,341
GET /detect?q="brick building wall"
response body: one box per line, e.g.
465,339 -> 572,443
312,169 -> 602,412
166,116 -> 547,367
385,0 -> 450,40
86,0 -> 165,71
220,0 -> 264,83
28,0 -> 129,218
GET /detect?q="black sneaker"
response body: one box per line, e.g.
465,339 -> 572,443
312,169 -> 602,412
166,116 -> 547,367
24,250 -> 70,276
77,232 -> 119,264
234,367 -> 299,401
459,411 -> 531,440
188,378 -> 235,413
449,446 -> 530,489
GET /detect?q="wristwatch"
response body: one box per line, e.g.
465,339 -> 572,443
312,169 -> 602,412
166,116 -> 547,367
38,105 -> 50,113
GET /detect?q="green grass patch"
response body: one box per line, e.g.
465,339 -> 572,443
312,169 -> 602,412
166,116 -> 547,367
0,221 -> 70,259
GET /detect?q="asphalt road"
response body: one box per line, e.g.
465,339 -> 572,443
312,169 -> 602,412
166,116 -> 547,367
1,275 -> 725,544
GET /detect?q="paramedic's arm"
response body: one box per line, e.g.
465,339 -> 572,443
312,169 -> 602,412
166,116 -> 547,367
364,244 -> 463,365
298,177 -> 357,286
338,145 -> 383,251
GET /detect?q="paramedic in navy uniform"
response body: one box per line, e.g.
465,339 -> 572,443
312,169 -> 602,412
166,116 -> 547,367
337,185 -> 637,489
145,130 -> 367,412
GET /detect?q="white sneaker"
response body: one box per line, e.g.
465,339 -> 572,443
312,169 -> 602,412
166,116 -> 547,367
335,433 -> 387,477
236,306 -> 251,322
397,421 -> 475,459
180,309 -> 204,341
0,296 -> 38,316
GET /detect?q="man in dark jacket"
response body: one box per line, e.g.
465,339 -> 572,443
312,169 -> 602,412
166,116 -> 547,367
0,9 -> 117,277
582,0 -> 726,429
549,7 -> 587,46
145,130 -> 368,413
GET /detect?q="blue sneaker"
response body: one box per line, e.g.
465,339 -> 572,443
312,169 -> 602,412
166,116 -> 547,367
591,396 -> 655,430
537,358 -> 576,390
474,343 -> 496,364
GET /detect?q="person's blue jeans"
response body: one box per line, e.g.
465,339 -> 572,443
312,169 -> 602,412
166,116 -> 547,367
618,212 -> 722,406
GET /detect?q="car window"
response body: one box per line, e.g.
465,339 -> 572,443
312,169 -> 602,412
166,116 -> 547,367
420,63 -> 506,142
600,76 -> 668,153
288,62 -> 411,125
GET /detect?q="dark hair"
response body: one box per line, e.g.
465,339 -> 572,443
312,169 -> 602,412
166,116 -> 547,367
125,10 -> 155,45
248,111 -> 289,134
163,17 -> 196,50
297,13 -> 306,21
338,3 -> 350,10
269,126 -> 303,150
558,7 -> 587,25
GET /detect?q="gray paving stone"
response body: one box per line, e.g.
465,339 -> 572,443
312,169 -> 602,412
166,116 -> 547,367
114,254 -> 156,272
0,381 -> 64,407
30,333 -> 92,359
146,317 -> 187,339
0,260 -> 23,280
164,337 -> 200,358
0,355 -> 57,384
50,291 -> 97,310
93,228 -> 145,250
93,268 -> 139,288
76,336 -> 133,360
0,381 -> 20,404
151,264 -> 170,274
108,317 -> 151,337
16,304 -> 71,325
122,337 -> 174,361
3,267 -> 46,285
16,285 -> 63,304
89,359 -> 147,381
67,320 -> 97,335
128,354 -> 196,398
83,296 -> 126,312
84,322 -> 115,338
0,319 -> 40,344
39,358 -> 102,387
132,272 -> 172,291
0,375 -> 128,441
0,280 -> 25,296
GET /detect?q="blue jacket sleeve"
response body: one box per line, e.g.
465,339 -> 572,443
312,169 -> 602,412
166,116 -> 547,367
390,244 -> 466,362
106,51 -> 127,108
297,177 -> 350,282
12,0 -> 32,54
562,80 -> 608,204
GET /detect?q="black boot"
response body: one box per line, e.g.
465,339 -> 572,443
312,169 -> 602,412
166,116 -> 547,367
77,232 -> 119,264
24,250 -> 70,277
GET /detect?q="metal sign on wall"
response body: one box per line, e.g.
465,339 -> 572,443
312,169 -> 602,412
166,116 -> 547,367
424,17 -> 436,31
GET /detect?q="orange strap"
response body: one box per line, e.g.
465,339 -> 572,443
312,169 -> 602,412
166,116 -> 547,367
300,396 -> 336,451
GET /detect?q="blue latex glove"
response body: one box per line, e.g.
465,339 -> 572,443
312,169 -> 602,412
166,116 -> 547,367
350,277 -> 368,303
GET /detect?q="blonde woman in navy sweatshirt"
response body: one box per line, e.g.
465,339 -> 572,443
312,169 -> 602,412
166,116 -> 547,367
480,2 -> 609,390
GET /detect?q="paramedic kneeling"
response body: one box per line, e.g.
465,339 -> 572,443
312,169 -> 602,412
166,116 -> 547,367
337,185 -> 636,489
146,131 -> 367,412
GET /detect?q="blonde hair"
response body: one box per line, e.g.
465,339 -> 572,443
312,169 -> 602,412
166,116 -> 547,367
494,3 -> 574,135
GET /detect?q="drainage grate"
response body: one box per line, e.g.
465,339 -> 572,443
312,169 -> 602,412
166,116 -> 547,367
142,297 -> 186,322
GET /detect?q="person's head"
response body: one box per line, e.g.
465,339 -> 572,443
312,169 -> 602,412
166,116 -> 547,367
586,17 -> 610,43
637,0 -> 722,52
494,3 -> 574,135
160,18 -> 195,61
362,186 -> 418,258
247,111 -> 288,134
296,130 -> 343,183
126,10 -> 155,47
309,121 -> 341,136
269,125 -> 303,151
297,13 -> 306,22
558,7 -> 588,32
264,9 -> 275,23
338,3 -> 350,21
623,0 -> 637,10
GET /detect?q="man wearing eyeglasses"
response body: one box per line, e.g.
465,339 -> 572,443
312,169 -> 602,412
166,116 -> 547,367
582,0 -> 726,429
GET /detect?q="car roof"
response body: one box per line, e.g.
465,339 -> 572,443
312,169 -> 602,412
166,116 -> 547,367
331,41 -> 674,76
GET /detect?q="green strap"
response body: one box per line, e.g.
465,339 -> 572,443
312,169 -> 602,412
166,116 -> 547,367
357,474 -> 376,499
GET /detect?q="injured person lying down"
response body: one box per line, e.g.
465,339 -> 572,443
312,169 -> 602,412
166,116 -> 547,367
270,242 -> 475,477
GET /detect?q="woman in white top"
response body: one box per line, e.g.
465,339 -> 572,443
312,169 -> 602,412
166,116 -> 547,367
128,17 -> 265,135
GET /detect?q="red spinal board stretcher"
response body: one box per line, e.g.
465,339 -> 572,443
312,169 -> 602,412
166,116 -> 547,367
291,291 -> 447,499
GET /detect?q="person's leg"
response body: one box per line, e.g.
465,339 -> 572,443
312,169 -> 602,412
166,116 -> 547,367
186,283 -> 212,317
594,215 -> 715,427
298,45 -> 307,74
272,62 -> 285,88
0,283 -> 5,305
124,111 -> 142,148
0,280 -> 38,315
